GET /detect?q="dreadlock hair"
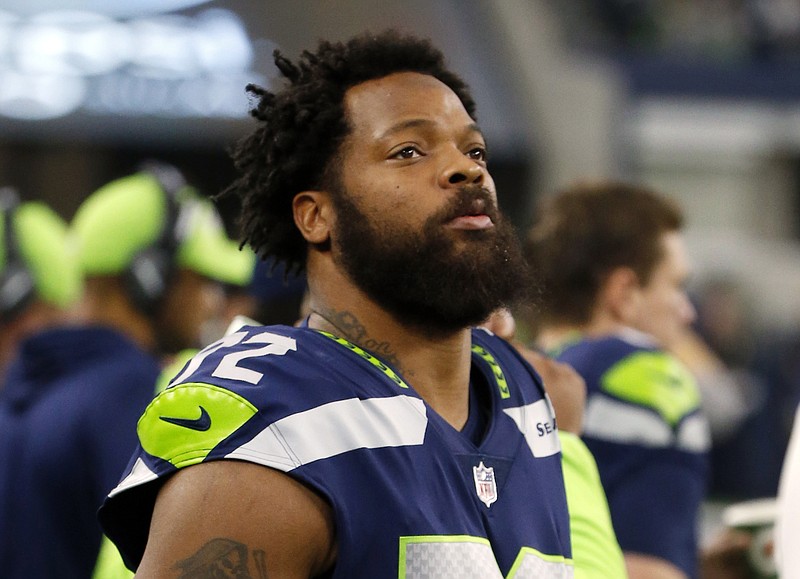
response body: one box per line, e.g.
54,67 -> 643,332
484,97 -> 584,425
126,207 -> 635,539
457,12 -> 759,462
221,29 -> 477,275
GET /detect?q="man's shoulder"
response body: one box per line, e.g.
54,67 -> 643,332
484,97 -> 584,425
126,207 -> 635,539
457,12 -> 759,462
167,325 -> 346,385
159,324 -> 412,415
557,330 -> 671,380
110,324 -> 428,491
560,331 -> 701,412
558,330 -> 655,363
569,331 -> 708,449
471,326 -> 532,365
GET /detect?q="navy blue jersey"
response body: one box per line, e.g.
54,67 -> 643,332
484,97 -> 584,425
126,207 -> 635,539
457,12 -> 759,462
0,326 -> 161,578
100,325 -> 573,578
556,330 -> 710,578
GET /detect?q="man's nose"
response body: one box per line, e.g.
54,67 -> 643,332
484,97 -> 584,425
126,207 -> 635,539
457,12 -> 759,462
439,151 -> 485,188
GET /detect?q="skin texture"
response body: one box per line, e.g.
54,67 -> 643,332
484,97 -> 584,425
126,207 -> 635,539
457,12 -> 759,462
699,530 -> 751,579
135,72 -> 503,577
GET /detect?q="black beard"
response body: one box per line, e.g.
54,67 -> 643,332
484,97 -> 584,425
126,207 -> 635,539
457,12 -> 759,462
331,185 -> 535,336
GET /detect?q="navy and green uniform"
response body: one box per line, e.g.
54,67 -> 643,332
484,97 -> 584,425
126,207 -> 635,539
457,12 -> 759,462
0,326 -> 161,578
100,325 -> 574,578
555,331 -> 710,578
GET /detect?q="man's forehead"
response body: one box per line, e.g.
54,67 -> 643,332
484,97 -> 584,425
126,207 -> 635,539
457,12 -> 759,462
343,71 -> 474,135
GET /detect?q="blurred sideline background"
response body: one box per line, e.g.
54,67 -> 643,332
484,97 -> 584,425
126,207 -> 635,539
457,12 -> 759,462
1,0 -> 798,533
2,0 -> 800,332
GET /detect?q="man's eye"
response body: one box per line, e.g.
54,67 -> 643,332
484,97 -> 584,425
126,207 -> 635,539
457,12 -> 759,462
393,146 -> 421,159
467,147 -> 487,162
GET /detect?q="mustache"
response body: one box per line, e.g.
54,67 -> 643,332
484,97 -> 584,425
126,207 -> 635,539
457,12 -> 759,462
438,185 -> 500,223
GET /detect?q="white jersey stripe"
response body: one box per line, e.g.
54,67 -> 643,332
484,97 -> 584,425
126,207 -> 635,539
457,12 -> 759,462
677,413 -> 712,452
503,399 -> 561,458
583,395 -> 672,447
584,394 -> 710,452
108,457 -> 159,498
226,395 -> 428,470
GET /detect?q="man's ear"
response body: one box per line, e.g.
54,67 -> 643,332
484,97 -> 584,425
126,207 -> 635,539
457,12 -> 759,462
601,266 -> 642,324
293,190 -> 332,245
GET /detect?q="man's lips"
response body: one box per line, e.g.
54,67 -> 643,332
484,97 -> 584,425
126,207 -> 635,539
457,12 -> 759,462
446,214 -> 494,230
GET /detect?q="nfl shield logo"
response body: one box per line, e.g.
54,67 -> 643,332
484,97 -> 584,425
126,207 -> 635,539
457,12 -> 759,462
473,461 -> 498,508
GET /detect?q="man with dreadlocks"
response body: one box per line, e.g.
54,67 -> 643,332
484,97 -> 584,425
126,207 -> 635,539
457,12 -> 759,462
99,30 -> 573,578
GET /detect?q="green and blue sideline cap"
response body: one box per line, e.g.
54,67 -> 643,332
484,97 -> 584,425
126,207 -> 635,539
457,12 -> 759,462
0,196 -> 82,309
71,171 -> 254,286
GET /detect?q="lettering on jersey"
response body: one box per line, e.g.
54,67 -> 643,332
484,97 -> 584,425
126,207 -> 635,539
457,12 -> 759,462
473,461 -> 498,508
504,400 -> 561,458
535,416 -> 556,437
212,331 -> 297,385
471,344 -> 510,399
169,330 -> 297,387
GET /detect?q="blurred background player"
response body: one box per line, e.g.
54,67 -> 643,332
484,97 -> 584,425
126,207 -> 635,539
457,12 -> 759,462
0,190 -> 85,575
0,188 -> 82,383
526,180 -> 748,579
73,162 -> 254,359
0,163 -> 253,578
236,257 -> 307,327
203,255 -> 309,356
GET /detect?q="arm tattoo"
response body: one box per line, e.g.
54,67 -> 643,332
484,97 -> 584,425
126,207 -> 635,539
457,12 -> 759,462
324,309 -> 407,375
173,538 -> 269,578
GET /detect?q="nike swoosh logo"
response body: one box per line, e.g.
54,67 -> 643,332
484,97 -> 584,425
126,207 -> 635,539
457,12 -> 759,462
159,406 -> 211,431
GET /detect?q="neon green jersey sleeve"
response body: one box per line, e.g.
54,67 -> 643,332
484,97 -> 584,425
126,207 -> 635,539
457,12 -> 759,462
560,431 -> 628,579
92,535 -> 134,579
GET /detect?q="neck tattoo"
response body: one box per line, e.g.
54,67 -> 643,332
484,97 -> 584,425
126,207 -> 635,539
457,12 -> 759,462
312,308 -> 408,376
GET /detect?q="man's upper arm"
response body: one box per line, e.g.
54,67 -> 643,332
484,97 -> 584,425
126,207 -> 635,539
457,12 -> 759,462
134,460 -> 336,578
